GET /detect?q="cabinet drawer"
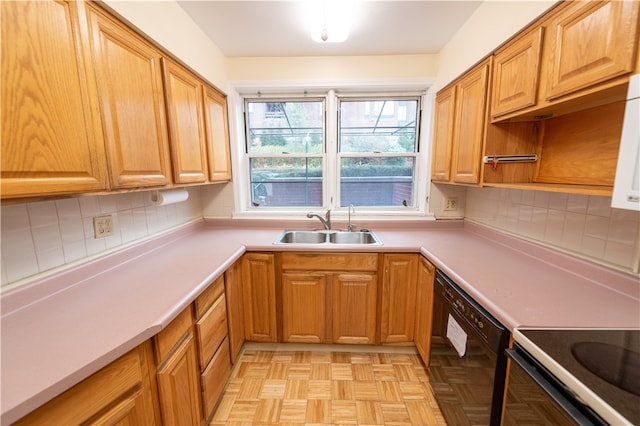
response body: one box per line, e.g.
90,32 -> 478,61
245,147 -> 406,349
195,275 -> 225,318
201,337 -> 232,420
154,306 -> 193,362
196,294 -> 228,369
281,252 -> 378,271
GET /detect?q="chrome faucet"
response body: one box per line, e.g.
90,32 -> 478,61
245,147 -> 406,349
307,209 -> 331,230
347,204 -> 355,231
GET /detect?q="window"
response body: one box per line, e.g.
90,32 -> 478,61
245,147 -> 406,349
242,91 -> 426,215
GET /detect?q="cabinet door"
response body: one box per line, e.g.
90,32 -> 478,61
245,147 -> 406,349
1,0 -> 107,198
282,272 -> 327,343
156,333 -> 203,426
162,58 -> 208,184
491,27 -> 544,118
414,257 -> 435,366
451,60 -> 490,184
332,272 -> 377,345
431,86 -> 456,182
224,260 -> 245,364
203,86 -> 232,182
241,253 -> 277,342
86,6 -> 171,189
13,343 -> 157,425
381,254 -> 418,343
546,0 -> 640,100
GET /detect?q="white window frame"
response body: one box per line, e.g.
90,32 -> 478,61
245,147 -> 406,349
226,80 -> 436,221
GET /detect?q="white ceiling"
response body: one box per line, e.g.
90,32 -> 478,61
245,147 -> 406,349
177,1 -> 482,57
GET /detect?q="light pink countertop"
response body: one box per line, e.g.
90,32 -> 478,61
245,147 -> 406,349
1,219 -> 638,425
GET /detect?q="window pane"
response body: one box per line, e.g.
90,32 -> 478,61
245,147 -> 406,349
250,157 -> 322,207
340,157 -> 415,207
340,99 -> 418,153
247,100 -> 324,154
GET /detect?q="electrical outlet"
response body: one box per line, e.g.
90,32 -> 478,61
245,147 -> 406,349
443,197 -> 458,211
93,215 -> 114,238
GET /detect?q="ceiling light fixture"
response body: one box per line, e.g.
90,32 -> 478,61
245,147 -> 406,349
309,0 -> 351,43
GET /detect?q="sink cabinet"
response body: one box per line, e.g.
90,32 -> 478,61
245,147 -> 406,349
381,253 -> 418,344
280,253 -> 379,345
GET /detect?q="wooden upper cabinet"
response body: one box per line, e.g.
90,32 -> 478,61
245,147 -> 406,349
431,86 -> 456,182
1,0 -> 107,199
491,27 -> 544,118
86,5 -> 172,189
203,87 -> 232,182
451,59 -> 490,184
545,0 -> 640,100
162,58 -> 208,184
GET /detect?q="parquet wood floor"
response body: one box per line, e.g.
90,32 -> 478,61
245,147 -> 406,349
210,345 -> 447,425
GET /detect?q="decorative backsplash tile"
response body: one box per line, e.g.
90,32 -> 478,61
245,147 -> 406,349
465,187 -> 640,273
1,188 -> 202,288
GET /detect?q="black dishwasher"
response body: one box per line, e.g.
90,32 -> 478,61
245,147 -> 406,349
428,269 -> 510,426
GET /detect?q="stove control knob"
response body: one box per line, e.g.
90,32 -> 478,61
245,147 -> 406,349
477,321 -> 484,329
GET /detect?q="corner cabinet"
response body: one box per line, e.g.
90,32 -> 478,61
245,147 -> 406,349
86,4 -> 172,189
242,253 -> 278,342
414,257 -> 435,366
432,59 -> 491,185
1,0 -> 108,199
204,86 -> 232,182
380,253 -> 418,344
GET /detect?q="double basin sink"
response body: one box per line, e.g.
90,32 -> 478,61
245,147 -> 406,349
274,229 -> 382,245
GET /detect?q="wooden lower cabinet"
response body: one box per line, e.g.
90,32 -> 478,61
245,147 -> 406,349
13,343 -> 157,425
332,272 -> 378,345
414,256 -> 436,365
280,253 -> 378,345
224,260 -> 245,363
242,253 -> 277,342
154,307 -> 203,426
194,277 -> 232,421
381,253 -> 419,344
282,272 -> 327,343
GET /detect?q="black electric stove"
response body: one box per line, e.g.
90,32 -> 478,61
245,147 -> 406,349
513,328 -> 640,425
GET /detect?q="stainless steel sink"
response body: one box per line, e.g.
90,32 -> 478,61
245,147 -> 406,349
274,230 -> 382,245
276,230 -> 328,244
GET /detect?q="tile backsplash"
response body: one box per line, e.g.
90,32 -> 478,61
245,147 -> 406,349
465,187 -> 640,273
1,188 -> 202,288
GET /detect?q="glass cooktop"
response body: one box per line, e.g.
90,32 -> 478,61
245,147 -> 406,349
514,328 -> 640,425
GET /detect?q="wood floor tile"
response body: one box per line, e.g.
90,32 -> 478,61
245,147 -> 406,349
287,363 -> 311,379
260,379 -> 287,399
253,399 -> 282,424
237,377 -> 263,399
279,400 -> 307,423
350,352 -> 373,364
310,351 -> 331,363
376,380 -> 403,402
305,399 -> 331,423
210,394 -> 235,422
331,400 -> 357,424
393,364 -> 419,382
292,351 -> 312,363
266,362 -> 289,379
356,400 -> 384,425
272,351 -> 293,363
244,362 -> 270,378
380,401 -> 412,424
372,364 -> 397,381
284,379 -> 308,399
331,363 -> 353,380
352,363 -> 375,381
398,381 -> 428,400
310,363 -> 331,380
331,352 -> 351,363
353,381 -> 379,401
332,380 -> 354,400
226,400 -> 259,422
308,380 -> 332,399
